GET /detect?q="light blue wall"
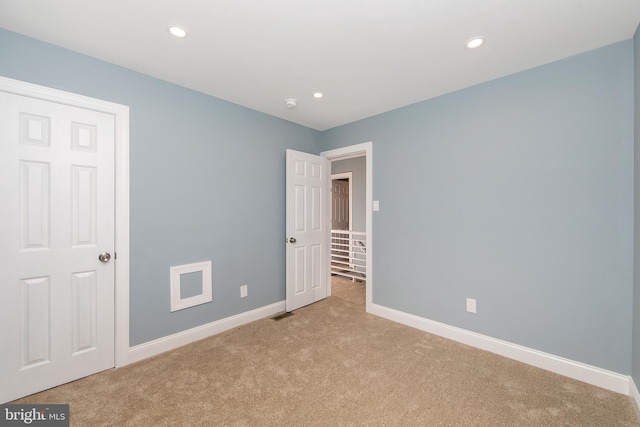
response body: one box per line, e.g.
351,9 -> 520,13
331,157 -> 366,232
0,29 -> 322,346
633,26 -> 640,384
322,41 -> 635,374
1,27 -> 637,375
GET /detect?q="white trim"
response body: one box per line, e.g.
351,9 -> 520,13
330,172 -> 353,179
113,104 -> 130,368
322,142 -> 373,312
369,303 -> 630,395
170,261 -> 212,312
129,301 -> 285,363
331,172 -> 353,230
0,76 -> 131,368
630,377 -> 640,421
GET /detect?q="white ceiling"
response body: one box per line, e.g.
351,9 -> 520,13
1,1 -> 640,131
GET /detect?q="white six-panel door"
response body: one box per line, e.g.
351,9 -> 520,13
285,149 -> 330,312
0,91 -> 116,403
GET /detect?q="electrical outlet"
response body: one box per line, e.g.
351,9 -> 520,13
240,285 -> 248,298
466,298 -> 476,313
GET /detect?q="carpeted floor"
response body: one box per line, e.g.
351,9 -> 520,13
12,276 -> 639,426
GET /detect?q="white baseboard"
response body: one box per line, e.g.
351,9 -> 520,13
129,301 -> 286,363
630,377 -> 640,421
369,303 -> 630,395
127,299 -> 631,397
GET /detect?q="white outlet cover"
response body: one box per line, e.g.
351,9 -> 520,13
466,298 -> 477,313
240,285 -> 248,298
373,200 -> 380,211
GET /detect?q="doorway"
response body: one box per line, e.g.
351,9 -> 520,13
322,142 -> 372,312
331,172 -> 352,231
330,171 -> 366,307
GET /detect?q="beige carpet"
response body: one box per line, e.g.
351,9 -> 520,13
12,276 -> 639,426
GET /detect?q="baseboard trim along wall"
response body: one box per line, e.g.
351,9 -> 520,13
630,377 -> 640,421
128,299 -> 631,397
369,303 -> 630,395
129,301 -> 286,363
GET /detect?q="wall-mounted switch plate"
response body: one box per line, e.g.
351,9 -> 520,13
373,200 -> 380,211
240,285 -> 248,298
466,298 -> 476,313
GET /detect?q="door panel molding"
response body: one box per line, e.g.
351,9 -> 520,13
0,76 -> 130,369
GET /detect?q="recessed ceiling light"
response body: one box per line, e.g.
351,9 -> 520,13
168,26 -> 187,38
313,92 -> 324,99
466,37 -> 484,49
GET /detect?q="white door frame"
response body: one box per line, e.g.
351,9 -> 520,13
331,172 -> 353,230
0,76 -> 130,368
322,142 -> 372,312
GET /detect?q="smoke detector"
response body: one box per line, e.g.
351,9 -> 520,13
285,98 -> 298,109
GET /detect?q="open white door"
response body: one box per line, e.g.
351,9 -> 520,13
285,149 -> 330,312
0,90 -> 116,403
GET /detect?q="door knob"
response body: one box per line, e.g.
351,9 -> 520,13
288,237 -> 297,243
98,252 -> 111,263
